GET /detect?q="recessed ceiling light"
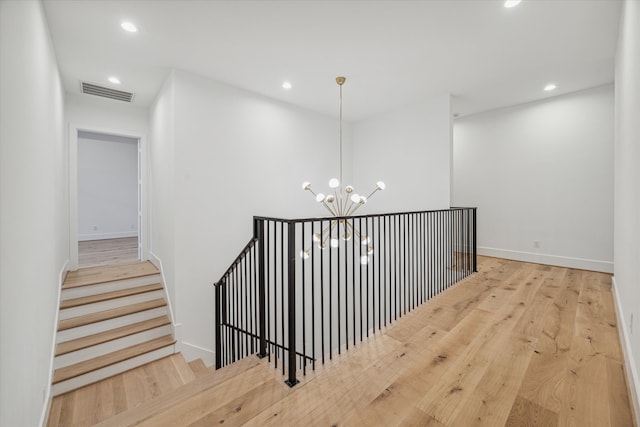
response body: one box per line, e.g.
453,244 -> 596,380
504,0 -> 522,8
108,76 -> 121,84
121,22 -> 138,33
282,81 -> 292,90
544,83 -> 557,92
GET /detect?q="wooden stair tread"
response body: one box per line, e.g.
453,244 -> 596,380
53,335 -> 176,384
63,261 -> 159,289
58,299 -> 167,331
170,354 -> 197,384
56,316 -> 171,356
60,283 -> 163,309
188,359 -> 210,378
93,356 -> 268,427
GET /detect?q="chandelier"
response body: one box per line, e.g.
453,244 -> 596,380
300,77 -> 385,263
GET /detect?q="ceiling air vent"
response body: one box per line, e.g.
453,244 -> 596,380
80,81 -> 134,103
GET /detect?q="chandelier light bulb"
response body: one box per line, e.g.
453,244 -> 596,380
121,21 -> 138,33
361,255 -> 369,265
318,242 -> 327,250
330,238 -> 339,248
367,246 -> 374,255
300,250 -> 310,260
312,233 -> 322,242
302,181 -> 311,190
326,195 -> 335,203
329,178 -> 340,188
342,232 -> 352,241
345,185 -> 354,193
361,235 -> 369,245
376,181 -> 386,190
350,194 -> 360,203
359,196 -> 367,204
316,193 -> 325,203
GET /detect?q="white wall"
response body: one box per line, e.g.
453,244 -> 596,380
613,0 -> 640,422
452,85 -> 614,273
78,133 -> 138,240
352,95 -> 452,212
149,72 -> 176,317
66,92 -> 148,136
0,1 -> 68,426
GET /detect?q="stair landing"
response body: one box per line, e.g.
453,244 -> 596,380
63,261 -> 159,289
47,353 -> 199,426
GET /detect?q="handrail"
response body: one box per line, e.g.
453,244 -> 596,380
214,237 -> 257,286
253,206 -> 474,224
213,207 -> 477,386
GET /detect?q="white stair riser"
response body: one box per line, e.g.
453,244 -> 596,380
57,307 -> 168,343
61,274 -> 162,300
51,345 -> 175,396
54,324 -> 173,369
59,291 -> 165,320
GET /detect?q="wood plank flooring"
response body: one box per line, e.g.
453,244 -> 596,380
78,237 -> 138,268
47,257 -> 635,426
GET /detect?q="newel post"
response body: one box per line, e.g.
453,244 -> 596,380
256,218 -> 268,358
472,208 -> 478,272
214,280 -> 223,370
285,221 -> 299,387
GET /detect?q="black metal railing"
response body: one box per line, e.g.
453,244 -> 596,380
214,207 -> 477,387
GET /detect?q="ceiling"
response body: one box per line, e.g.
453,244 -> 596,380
42,0 -> 621,121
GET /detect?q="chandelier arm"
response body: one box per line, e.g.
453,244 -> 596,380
352,227 -> 363,239
365,187 -> 380,199
321,202 -> 338,216
346,202 -> 364,216
333,189 -> 342,216
342,190 -> 352,216
345,199 -> 357,215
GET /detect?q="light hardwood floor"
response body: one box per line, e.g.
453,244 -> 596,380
47,257 -> 636,426
78,237 -> 138,268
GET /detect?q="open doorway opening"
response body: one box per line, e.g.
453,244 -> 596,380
76,131 -> 139,267
69,125 -> 147,270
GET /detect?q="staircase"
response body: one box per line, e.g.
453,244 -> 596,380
52,261 -> 175,396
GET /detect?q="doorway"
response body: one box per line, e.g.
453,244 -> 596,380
69,125 -> 148,270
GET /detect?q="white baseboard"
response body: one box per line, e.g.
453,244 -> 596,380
178,341 -> 215,367
148,251 -> 177,328
478,246 -> 613,273
39,259 -> 70,427
612,276 -> 640,427
149,254 -> 215,367
78,231 -> 138,241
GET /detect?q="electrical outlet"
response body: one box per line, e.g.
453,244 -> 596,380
533,240 -> 540,248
